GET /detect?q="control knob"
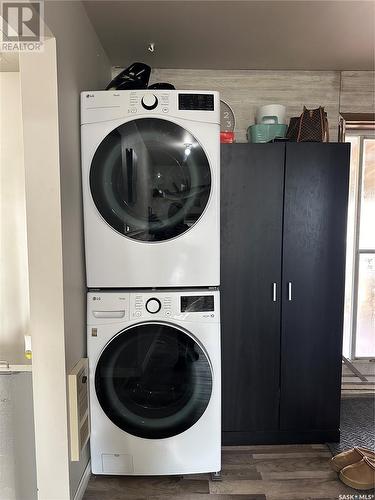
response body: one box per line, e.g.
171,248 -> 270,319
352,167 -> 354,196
141,94 -> 158,110
146,298 -> 161,314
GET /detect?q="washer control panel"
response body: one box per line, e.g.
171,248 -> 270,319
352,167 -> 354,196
128,291 -> 218,322
145,297 -> 161,313
88,291 -> 219,324
131,294 -> 174,319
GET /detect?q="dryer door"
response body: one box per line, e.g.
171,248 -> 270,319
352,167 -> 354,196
95,323 -> 213,439
89,118 -> 212,242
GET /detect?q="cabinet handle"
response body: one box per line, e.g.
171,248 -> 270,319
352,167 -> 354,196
288,282 -> 292,301
272,283 -> 277,302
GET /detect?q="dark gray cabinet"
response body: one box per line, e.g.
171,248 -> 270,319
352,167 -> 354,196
221,142 -> 350,445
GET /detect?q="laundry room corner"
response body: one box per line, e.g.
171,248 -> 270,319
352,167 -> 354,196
2,1 -> 374,500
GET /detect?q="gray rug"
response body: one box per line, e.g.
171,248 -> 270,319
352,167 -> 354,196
328,397 -> 375,456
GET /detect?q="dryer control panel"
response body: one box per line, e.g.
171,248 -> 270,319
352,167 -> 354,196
178,93 -> 214,111
80,90 -> 220,125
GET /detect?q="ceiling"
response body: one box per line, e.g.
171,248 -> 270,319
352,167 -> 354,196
83,0 -> 375,71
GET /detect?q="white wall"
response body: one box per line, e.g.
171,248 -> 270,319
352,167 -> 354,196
0,68 -> 36,500
0,375 -> 16,499
0,373 -> 37,500
42,1 -> 111,498
0,71 -> 30,365
19,2 -> 110,496
44,0 -> 110,370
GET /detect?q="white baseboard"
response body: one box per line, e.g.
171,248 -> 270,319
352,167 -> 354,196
73,461 -> 91,500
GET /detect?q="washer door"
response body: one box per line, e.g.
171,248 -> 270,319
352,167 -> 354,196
89,118 -> 212,242
95,323 -> 213,439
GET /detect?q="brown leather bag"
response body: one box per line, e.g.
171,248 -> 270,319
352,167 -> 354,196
287,106 -> 329,142
286,116 -> 300,141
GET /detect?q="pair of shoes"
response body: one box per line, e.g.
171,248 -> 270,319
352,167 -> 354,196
330,447 -> 375,491
340,456 -> 375,491
331,446 -> 375,472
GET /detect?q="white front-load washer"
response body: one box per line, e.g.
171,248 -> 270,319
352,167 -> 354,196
81,90 -> 220,288
87,289 -> 221,475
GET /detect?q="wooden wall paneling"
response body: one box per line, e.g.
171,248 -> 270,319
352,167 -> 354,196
150,69 -> 341,142
340,71 -> 375,114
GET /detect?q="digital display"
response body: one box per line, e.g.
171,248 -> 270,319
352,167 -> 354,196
181,295 -> 214,312
179,94 -> 214,111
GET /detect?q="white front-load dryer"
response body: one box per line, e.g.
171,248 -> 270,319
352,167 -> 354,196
81,90 -> 220,288
87,289 -> 221,475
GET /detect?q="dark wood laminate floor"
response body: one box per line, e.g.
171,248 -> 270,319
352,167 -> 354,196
83,444 -> 358,500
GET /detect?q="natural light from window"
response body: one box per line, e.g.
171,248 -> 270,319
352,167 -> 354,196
343,134 -> 375,359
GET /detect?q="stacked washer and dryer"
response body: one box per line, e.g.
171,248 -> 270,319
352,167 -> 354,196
81,90 -> 221,476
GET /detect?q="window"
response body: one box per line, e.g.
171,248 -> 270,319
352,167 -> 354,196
343,134 -> 375,359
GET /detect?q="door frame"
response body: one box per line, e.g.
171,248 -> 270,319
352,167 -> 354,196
20,36 -> 71,499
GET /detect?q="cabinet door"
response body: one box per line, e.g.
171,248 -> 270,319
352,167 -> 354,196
280,143 -> 350,431
221,144 -> 285,433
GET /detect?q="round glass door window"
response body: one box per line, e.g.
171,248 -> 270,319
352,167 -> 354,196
95,323 -> 213,439
89,118 -> 212,242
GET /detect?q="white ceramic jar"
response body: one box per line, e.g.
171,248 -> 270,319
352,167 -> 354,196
256,104 -> 287,125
